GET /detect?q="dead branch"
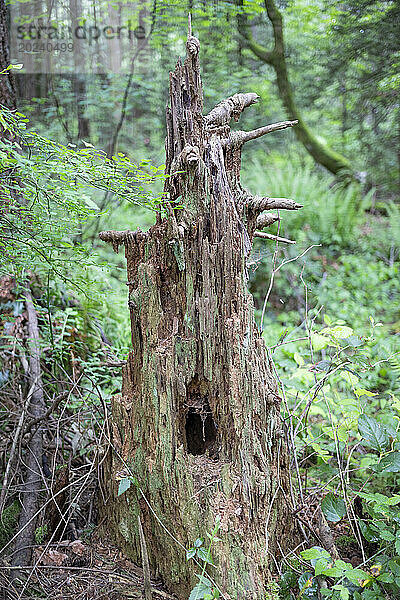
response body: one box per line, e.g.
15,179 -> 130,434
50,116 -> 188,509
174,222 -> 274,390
12,290 -> 46,574
204,92 -> 259,127
247,196 -> 302,213
256,212 -> 279,229
254,231 -> 296,244
98,229 -> 147,252
228,119 -> 298,147
24,391 -> 68,435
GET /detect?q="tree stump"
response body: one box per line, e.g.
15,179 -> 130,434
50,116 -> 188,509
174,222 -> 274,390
100,27 -> 301,600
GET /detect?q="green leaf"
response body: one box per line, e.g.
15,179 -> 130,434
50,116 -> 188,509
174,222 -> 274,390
377,572 -> 394,583
322,566 -> 345,578
388,559 -> 400,576
332,585 -> 349,600
83,196 -> 99,210
354,388 -> 377,398
315,557 -> 331,576
345,567 -> 370,583
396,536 -> 400,556
186,548 -> 196,560
189,583 -> 212,600
322,325 -> 353,339
197,547 -> 214,565
379,529 -> 395,541
343,335 -> 363,347
358,415 -> 389,452
321,493 -> 347,522
377,452 -> 400,473
311,333 -> 329,351
294,352 -> 305,366
194,537 -> 203,548
301,547 -> 331,561
117,477 -> 131,496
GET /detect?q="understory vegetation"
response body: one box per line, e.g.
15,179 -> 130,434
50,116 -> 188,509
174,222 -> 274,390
1,0 -> 399,598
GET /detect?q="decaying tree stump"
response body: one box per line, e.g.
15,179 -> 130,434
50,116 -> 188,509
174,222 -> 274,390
100,26 -> 301,600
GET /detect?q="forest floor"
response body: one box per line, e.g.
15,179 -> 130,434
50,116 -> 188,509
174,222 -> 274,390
1,537 -> 176,599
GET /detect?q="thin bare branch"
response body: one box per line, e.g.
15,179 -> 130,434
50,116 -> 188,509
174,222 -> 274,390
254,231 -> 296,244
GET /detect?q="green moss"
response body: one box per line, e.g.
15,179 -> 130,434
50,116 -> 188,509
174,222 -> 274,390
264,581 -> 280,599
336,534 -> 356,551
0,501 -> 20,548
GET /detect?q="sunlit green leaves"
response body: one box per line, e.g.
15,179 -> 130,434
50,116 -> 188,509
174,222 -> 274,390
0,107 -> 165,293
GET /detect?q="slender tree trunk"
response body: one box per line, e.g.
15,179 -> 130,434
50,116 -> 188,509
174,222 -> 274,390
237,0 -> 353,178
69,0 -> 90,140
100,29 -> 300,600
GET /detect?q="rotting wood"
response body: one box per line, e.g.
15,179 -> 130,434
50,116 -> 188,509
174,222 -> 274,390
100,25 -> 301,600
256,212 -> 279,229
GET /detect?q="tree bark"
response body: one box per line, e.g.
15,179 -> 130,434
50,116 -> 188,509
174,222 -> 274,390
237,0 -> 353,178
100,30 -> 299,600
0,0 -> 16,111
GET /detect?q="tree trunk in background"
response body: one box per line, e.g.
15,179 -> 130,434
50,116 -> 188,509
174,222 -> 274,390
0,0 -> 16,111
100,30 -> 300,600
237,0 -> 353,178
69,0 -> 90,140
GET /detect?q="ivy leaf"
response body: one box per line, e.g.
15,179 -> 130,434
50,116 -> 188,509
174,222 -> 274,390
117,477 -> 132,496
358,415 -> 389,452
194,538 -> 204,548
321,493 -> 347,522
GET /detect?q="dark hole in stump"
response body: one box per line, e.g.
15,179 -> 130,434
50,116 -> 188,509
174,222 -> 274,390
185,408 -> 217,456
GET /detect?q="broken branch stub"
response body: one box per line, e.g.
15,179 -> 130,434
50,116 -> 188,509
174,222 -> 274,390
248,195 -> 303,213
256,212 -> 280,229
